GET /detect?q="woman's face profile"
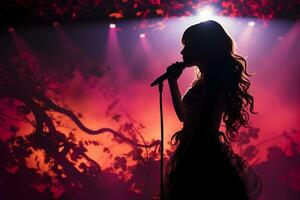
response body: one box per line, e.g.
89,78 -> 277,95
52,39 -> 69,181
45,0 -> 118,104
181,42 -> 204,68
181,44 -> 198,67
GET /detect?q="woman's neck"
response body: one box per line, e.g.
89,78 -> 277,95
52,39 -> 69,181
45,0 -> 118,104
198,64 -> 225,83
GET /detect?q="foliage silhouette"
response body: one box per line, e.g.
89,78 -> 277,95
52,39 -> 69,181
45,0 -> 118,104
0,50 -> 160,199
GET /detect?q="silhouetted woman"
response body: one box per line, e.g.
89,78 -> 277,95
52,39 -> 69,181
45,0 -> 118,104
164,20 -> 261,200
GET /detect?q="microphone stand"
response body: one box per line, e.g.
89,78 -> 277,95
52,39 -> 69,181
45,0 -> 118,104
158,82 -> 164,200
151,64 -> 184,199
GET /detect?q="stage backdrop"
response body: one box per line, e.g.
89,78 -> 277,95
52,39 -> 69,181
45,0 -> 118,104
0,17 -> 299,199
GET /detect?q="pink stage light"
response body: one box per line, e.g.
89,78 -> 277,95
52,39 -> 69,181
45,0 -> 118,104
197,6 -> 215,21
248,21 -> 255,26
8,27 -> 15,32
53,22 -> 60,27
139,33 -> 146,38
109,23 -> 116,29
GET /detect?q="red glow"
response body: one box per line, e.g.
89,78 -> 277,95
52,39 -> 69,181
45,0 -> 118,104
1,19 -> 300,199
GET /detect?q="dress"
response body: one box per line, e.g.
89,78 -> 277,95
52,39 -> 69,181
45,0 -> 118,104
164,79 -> 261,200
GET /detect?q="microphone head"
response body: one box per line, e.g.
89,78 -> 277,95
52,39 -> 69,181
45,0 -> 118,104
150,61 -> 186,87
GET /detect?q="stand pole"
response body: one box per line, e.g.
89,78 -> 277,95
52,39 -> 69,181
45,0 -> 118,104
158,82 -> 164,200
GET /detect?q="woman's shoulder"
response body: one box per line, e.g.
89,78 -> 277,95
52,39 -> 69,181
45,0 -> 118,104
182,78 -> 226,109
191,78 -> 203,88
182,79 -> 203,104
185,79 -> 203,95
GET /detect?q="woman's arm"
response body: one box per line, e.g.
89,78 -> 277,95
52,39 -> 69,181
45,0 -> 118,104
168,79 -> 186,122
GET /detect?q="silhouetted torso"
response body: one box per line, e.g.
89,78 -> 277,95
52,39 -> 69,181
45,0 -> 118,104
165,79 -> 250,200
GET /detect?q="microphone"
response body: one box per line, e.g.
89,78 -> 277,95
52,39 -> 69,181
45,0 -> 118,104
150,62 -> 185,87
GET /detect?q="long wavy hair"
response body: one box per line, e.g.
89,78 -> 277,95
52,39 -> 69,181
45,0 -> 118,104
180,20 -> 256,142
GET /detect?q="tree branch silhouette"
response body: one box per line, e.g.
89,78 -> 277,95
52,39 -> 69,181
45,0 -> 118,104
0,51 -> 161,199
35,92 -> 160,148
